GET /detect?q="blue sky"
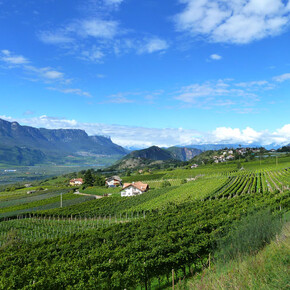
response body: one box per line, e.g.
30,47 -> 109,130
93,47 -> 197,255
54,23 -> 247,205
0,0 -> 290,147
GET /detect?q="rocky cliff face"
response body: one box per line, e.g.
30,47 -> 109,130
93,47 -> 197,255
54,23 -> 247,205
0,118 -> 127,165
166,147 -> 202,161
129,146 -> 174,161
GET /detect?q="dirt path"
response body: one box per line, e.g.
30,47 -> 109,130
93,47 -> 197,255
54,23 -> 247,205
73,191 -> 103,199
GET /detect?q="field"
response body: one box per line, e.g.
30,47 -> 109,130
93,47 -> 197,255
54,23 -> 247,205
0,155 -> 289,289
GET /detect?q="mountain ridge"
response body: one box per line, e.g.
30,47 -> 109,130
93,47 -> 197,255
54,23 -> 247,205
0,118 -> 127,165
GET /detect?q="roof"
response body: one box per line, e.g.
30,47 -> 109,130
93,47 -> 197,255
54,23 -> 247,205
106,176 -> 122,182
122,181 -> 149,192
70,178 -> 83,183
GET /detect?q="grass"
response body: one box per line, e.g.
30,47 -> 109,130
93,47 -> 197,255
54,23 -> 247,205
184,221 -> 290,289
171,210 -> 290,290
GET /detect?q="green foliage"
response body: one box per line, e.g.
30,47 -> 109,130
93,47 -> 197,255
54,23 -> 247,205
186,221 -> 290,290
161,180 -> 171,188
180,179 -> 187,184
0,191 -> 288,289
216,210 -> 283,262
84,169 -> 95,186
94,175 -> 105,186
0,156 -> 289,289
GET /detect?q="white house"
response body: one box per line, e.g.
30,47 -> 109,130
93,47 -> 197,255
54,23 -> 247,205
226,155 -> 235,160
70,178 -> 83,186
121,182 -> 149,197
105,176 -> 122,187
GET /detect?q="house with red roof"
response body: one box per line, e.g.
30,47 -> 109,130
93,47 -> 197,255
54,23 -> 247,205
121,181 -> 149,197
69,178 -> 83,186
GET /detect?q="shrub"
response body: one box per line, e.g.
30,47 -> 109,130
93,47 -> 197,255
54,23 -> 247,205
160,181 -> 171,188
216,209 -> 282,262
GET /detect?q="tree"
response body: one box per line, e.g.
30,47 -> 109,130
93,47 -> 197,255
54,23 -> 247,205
84,169 -> 95,186
94,175 -> 106,187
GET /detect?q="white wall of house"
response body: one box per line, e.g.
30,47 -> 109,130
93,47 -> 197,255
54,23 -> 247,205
106,180 -> 116,186
70,181 -> 83,186
121,186 -> 143,197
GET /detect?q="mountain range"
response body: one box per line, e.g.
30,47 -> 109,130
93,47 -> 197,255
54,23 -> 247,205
0,118 -> 285,167
0,118 -> 127,165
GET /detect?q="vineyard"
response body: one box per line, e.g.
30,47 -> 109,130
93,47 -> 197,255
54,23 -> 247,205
0,156 -> 289,289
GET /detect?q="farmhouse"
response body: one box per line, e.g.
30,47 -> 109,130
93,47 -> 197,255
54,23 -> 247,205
105,176 -> 122,187
226,154 -> 235,160
121,182 -> 149,197
69,178 -> 83,186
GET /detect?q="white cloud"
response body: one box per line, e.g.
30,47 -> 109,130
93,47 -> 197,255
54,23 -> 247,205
0,50 -> 29,65
80,46 -> 105,62
273,73 -> 290,82
23,65 -> 65,82
47,87 -> 92,98
175,0 -> 290,44
138,38 -> 169,54
174,79 -> 261,109
212,127 -> 263,144
0,50 -> 65,82
77,19 -> 119,39
42,70 -> 64,80
1,115 -> 289,147
235,80 -> 269,87
210,54 -> 222,60
0,50 -> 91,97
39,32 -> 73,44
105,0 -> 123,4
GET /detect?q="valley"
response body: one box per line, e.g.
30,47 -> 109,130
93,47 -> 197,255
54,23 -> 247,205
0,153 -> 289,289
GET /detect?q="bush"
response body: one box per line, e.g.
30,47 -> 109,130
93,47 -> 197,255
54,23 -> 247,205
216,209 -> 282,262
181,179 -> 187,185
160,181 -> 171,188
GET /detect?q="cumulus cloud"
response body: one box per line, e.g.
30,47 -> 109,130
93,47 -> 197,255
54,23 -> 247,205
175,0 -> 290,44
212,127 -> 263,144
1,115 -> 289,148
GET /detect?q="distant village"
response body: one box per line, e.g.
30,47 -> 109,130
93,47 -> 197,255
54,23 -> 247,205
191,147 -> 277,166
